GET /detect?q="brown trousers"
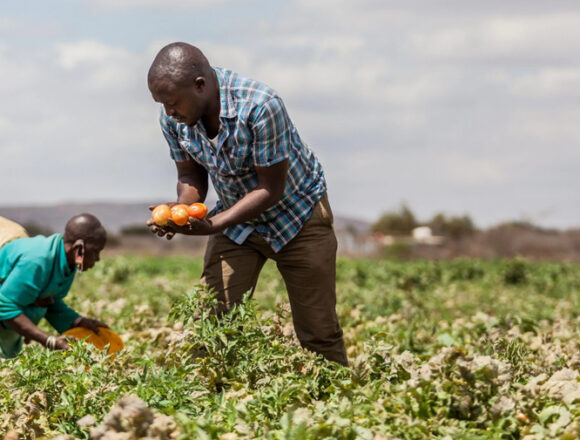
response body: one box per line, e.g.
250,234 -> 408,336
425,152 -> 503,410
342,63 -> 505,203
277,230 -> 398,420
200,194 -> 348,366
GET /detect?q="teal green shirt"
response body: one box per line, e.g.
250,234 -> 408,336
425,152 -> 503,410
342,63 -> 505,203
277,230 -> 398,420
0,234 -> 79,358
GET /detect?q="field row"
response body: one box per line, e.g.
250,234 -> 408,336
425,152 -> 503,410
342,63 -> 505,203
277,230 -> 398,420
1,257 -> 579,439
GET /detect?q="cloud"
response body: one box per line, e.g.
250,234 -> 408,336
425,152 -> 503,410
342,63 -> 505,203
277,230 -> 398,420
55,40 -> 142,91
56,40 -> 129,69
1,1 -> 580,229
0,39 -> 174,204
509,68 -> 580,98
91,0 -> 237,9
0,116 -> 7,135
411,14 -> 580,62
141,6 -> 580,227
0,18 -> 15,32
443,153 -> 504,185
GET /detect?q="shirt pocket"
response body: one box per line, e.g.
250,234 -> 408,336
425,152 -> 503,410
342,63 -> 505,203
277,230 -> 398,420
217,145 -> 252,177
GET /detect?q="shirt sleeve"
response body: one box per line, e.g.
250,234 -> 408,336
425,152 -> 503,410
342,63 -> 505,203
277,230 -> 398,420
251,97 -> 291,167
44,299 -> 80,334
0,258 -> 45,321
159,108 -> 188,162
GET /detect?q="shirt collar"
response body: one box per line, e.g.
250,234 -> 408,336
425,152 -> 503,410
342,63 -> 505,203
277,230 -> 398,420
55,234 -> 74,278
214,67 -> 237,119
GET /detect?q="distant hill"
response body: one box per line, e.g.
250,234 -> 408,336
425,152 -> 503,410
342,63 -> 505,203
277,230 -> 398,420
0,201 -> 371,235
0,202 -> 156,234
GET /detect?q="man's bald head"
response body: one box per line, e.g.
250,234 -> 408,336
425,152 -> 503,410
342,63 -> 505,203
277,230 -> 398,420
147,42 -> 220,129
148,42 -> 212,91
64,213 -> 106,245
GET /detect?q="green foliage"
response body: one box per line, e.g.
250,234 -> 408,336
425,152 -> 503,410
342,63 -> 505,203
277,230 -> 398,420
1,256 -> 580,439
428,213 -> 478,239
371,206 -> 477,240
382,241 -> 413,260
502,258 -> 529,285
371,203 -> 418,236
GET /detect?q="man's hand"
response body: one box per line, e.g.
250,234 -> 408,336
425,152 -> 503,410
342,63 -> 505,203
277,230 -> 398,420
147,203 -> 220,238
54,335 -> 73,350
72,316 -> 109,334
147,203 -> 178,240
170,217 -> 218,236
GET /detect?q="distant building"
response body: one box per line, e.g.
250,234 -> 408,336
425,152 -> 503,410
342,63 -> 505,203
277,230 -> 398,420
412,226 -> 445,245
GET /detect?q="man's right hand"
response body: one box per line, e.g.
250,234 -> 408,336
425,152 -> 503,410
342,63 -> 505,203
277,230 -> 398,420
54,335 -> 73,350
149,158 -> 209,240
147,203 -> 177,240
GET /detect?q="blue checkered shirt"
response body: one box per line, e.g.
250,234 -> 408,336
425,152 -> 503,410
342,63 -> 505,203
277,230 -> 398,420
159,67 -> 327,252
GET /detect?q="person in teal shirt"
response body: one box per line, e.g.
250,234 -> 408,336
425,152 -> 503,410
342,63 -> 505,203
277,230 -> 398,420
0,213 -> 109,358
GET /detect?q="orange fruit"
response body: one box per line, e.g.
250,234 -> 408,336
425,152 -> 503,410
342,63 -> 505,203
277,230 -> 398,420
152,204 -> 171,226
187,203 -> 208,219
170,204 -> 190,226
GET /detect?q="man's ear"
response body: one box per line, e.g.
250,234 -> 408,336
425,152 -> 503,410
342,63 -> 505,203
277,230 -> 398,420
73,239 -> 86,272
194,76 -> 206,90
73,239 -> 85,255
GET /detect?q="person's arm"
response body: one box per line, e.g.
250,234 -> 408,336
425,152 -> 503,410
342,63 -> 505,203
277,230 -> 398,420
71,316 -> 109,333
44,299 -> 108,335
4,314 -> 69,350
147,158 -> 209,239
176,158 -> 209,204
0,256 -> 68,350
44,298 -> 79,333
149,107 -> 210,236
207,159 -> 288,231
160,157 -> 289,237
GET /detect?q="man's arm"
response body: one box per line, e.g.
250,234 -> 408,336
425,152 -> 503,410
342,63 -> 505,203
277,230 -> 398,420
148,158 -> 208,238
159,158 -> 289,236
209,158 -> 288,231
176,158 -> 208,204
44,298 -> 108,334
4,314 -> 69,350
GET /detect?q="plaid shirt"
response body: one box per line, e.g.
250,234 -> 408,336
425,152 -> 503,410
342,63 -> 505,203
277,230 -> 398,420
159,67 -> 327,252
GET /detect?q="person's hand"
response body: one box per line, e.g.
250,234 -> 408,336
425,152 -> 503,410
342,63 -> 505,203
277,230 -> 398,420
147,203 -> 178,240
72,316 -> 109,334
169,218 -> 217,236
54,335 -> 73,350
147,203 -> 219,237
45,334 -> 74,350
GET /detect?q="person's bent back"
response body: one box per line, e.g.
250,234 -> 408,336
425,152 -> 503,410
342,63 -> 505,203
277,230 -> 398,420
0,213 -> 109,358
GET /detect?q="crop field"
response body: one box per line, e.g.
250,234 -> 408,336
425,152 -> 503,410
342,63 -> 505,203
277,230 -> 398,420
1,257 -> 579,439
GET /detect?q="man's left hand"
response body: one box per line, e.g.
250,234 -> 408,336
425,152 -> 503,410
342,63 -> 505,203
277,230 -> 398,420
72,316 -> 109,334
179,218 -> 220,236
157,218 -> 220,236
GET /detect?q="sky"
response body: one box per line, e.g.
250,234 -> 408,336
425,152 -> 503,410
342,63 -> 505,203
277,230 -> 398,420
1,0 -> 579,229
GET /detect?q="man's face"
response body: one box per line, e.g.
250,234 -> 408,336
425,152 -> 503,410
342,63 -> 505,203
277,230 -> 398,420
149,79 -> 206,127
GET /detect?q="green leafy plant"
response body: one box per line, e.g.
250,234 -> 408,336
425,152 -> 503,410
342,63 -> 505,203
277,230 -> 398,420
1,256 -> 579,439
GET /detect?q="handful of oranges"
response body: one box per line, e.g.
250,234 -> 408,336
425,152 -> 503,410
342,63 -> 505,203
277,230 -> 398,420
151,203 -> 208,227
